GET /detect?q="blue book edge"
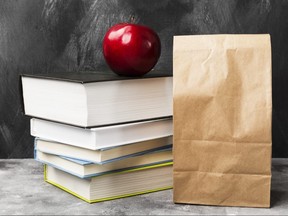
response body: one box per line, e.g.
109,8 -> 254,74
34,140 -> 173,179
35,150 -> 173,179
34,137 -> 172,165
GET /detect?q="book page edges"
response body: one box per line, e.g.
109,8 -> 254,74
44,163 -> 173,203
45,177 -> 172,204
44,162 -> 173,179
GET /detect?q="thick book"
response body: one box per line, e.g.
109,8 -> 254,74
35,148 -> 173,178
20,72 -> 172,128
44,163 -> 173,203
34,137 -> 172,164
31,118 -> 173,150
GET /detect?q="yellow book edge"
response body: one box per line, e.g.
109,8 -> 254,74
44,162 -> 173,203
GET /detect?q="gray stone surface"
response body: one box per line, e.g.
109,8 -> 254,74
0,159 -> 288,215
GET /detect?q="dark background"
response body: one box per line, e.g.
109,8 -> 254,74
0,0 -> 287,158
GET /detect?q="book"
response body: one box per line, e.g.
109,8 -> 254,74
44,163 -> 173,203
20,72 -> 172,128
31,118 -> 173,150
35,148 -> 173,178
34,137 -> 172,164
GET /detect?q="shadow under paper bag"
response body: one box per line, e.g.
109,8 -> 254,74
173,34 -> 272,208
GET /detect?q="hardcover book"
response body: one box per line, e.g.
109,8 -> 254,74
35,148 -> 173,178
21,72 -> 172,127
31,118 -> 173,150
44,163 -> 173,203
34,137 -> 172,164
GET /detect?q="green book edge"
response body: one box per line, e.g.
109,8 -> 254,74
44,162 -> 173,203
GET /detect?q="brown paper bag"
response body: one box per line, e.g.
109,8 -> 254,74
173,34 -> 272,208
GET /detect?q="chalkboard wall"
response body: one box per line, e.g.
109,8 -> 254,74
0,0 -> 287,158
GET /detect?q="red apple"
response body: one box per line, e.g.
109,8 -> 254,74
102,23 -> 161,76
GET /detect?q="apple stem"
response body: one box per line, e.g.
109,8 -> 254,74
130,15 -> 136,23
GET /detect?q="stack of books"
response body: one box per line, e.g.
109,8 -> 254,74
20,72 -> 173,203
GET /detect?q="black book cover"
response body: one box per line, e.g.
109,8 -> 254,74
20,70 -> 172,84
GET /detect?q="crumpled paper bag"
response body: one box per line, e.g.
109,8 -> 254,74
173,34 -> 272,208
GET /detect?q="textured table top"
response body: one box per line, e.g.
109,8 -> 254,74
1,159 -> 288,215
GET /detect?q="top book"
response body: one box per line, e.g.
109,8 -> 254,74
20,72 -> 172,128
